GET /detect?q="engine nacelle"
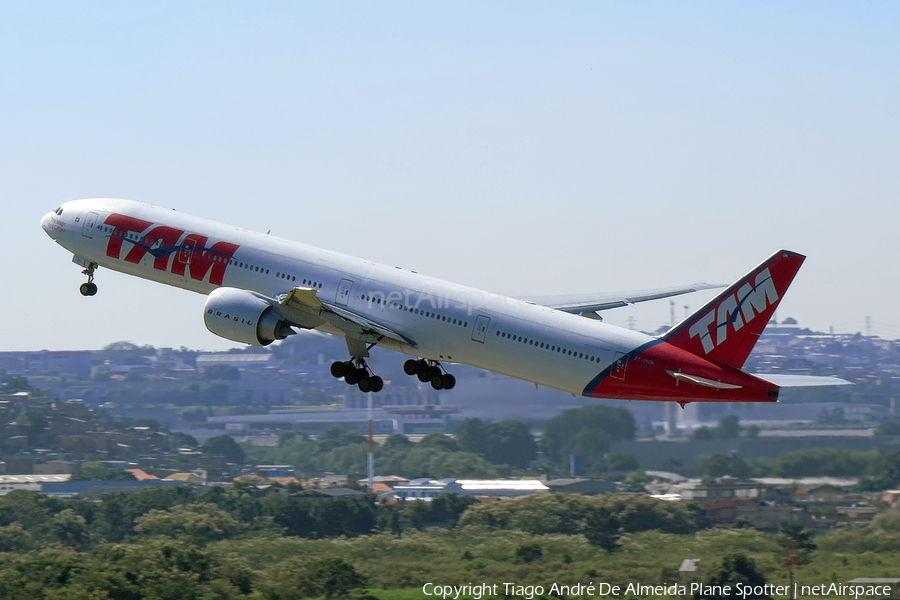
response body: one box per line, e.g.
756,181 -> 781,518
204,287 -> 295,346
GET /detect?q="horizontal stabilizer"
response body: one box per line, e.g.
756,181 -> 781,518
667,370 -> 742,390
753,374 -> 852,388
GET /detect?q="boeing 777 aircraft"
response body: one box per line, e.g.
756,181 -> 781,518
41,199 -> 846,405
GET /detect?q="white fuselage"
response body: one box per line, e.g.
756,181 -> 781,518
43,198 -> 656,397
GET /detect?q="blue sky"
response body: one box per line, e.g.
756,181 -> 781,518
4,2 -> 900,351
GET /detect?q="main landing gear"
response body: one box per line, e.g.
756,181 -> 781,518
403,359 -> 456,390
330,358 -> 384,393
79,263 -> 98,297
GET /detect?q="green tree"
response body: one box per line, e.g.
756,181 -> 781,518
697,454 -> 751,479
778,522 -> 816,569
432,452 -> 499,479
202,434 -> 246,464
94,486 -> 197,542
691,416 -> 743,440
542,405 -> 635,470
690,426 -> 715,440
871,502 -> 900,532
263,557 -> 366,600
376,506 -> 403,536
622,470 -> 653,492
134,503 -> 248,543
323,445 -> 367,478
204,364 -> 242,380
515,542 -> 543,563
418,433 -> 460,452
72,462 -> 137,481
695,554 -> 771,600
402,500 -> 430,531
260,495 -> 376,539
316,427 -> 367,453
456,419 -> 537,468
0,376 -> 31,392
601,452 -> 639,472
51,509 -> 90,549
382,433 -> 414,452
0,523 -> 32,553
875,421 -> 900,436
302,557 -> 367,599
584,507 -> 620,552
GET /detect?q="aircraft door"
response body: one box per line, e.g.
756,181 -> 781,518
177,239 -> 195,266
82,211 -> 99,238
336,278 -> 353,306
610,352 -> 628,381
471,315 -> 491,343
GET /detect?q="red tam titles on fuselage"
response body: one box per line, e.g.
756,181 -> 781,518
102,213 -> 239,286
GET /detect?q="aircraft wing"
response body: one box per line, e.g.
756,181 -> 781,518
275,287 -> 416,347
517,283 -> 723,317
753,374 -> 852,388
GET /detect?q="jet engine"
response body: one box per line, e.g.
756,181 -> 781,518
204,287 -> 295,346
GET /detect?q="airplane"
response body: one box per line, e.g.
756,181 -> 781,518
41,199 -> 847,405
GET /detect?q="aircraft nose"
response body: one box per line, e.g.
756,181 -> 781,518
41,211 -> 59,239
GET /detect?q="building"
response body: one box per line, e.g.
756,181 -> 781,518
392,478 -> 548,500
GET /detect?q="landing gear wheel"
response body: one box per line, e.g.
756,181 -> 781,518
430,374 -> 445,390
358,377 -> 372,393
80,263 -> 98,296
417,370 -> 431,382
330,361 -> 349,378
441,373 -> 456,390
403,359 -> 419,376
344,368 -> 361,385
369,375 -> 384,393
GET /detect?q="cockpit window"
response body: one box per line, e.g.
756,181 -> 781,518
54,207 -> 63,215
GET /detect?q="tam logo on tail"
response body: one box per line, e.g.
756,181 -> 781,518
663,250 -> 805,369
688,267 -> 779,353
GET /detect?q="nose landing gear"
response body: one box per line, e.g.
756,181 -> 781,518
79,263 -> 98,296
330,358 -> 384,393
403,359 -> 456,390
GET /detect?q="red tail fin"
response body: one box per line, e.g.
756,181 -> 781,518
661,250 -> 805,369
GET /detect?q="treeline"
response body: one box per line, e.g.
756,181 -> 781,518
460,493 -> 708,551
695,447 -> 900,489
0,483 -> 485,553
0,484 -> 713,598
249,404 -> 638,479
